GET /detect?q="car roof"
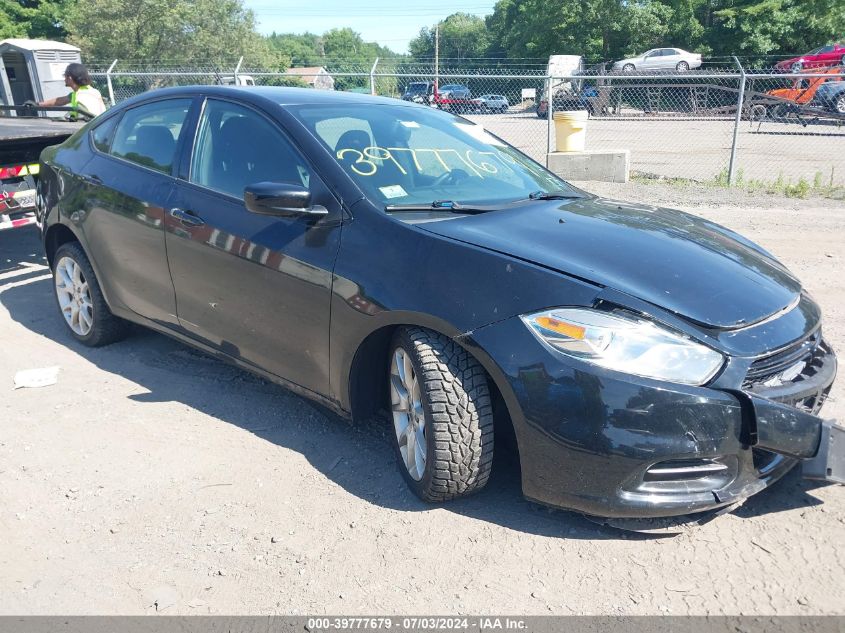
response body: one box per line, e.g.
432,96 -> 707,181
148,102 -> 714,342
112,85 -> 417,110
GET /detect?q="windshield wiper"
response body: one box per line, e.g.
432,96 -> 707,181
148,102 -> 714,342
527,190 -> 582,201
385,200 -> 494,214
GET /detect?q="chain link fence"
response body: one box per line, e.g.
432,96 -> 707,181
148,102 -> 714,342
89,61 -> 845,188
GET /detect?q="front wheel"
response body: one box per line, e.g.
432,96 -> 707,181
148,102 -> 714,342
52,242 -> 129,347
388,327 -> 494,502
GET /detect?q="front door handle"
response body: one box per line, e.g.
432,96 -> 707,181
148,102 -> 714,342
170,208 -> 205,227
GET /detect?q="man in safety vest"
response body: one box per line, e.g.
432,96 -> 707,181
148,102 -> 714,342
38,63 -> 106,119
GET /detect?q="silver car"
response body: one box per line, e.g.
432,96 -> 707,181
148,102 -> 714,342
613,48 -> 702,73
474,94 -> 509,113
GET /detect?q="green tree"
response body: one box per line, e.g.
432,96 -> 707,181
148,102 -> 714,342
321,27 -> 395,90
0,0 -> 76,40
267,32 -> 323,67
486,0 -> 628,61
65,0 -> 282,67
485,0 -> 844,64
709,0 -> 845,57
409,12 -> 491,67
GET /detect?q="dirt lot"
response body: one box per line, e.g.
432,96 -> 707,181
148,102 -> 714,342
1,191 -> 843,615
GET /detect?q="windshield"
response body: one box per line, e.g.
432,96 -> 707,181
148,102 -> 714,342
288,102 -> 576,207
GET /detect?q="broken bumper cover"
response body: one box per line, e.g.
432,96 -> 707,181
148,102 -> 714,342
468,317 -> 839,518
802,420 -> 845,484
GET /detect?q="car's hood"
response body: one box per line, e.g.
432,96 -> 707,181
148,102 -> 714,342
417,197 -> 801,329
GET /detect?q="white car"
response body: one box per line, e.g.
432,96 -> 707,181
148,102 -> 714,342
474,94 -> 509,113
613,48 -> 702,73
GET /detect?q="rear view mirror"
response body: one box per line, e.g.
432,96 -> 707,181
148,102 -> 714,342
244,182 -> 328,217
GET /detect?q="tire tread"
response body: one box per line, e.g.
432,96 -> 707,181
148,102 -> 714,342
397,327 -> 494,502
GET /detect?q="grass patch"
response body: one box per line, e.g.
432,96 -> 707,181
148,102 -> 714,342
632,169 -> 844,200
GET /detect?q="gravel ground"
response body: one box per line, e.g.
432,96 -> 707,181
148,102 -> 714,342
1,188 -> 843,615
466,112 -> 845,185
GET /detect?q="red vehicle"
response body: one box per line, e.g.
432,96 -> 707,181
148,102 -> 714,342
775,43 -> 845,71
431,86 -> 477,113
1,111 -> 83,233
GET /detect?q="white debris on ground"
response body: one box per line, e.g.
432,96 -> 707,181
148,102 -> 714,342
13,366 -> 59,389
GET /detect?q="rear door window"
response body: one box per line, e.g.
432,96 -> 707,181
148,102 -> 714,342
109,99 -> 192,174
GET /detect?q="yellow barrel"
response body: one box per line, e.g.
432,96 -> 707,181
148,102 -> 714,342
553,110 -> 589,152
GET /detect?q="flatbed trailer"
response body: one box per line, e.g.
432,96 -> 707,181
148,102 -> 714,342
0,111 -> 83,231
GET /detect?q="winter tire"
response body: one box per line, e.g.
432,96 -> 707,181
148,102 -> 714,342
388,327 -> 494,502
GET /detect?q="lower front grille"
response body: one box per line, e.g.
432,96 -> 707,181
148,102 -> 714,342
643,459 -> 729,482
744,334 -> 835,415
743,331 -> 822,389
635,457 -> 736,494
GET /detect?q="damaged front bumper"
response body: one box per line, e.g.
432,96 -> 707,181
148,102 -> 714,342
467,316 -> 840,518
802,420 -> 845,484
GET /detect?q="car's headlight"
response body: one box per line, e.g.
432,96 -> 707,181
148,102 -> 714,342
520,308 -> 724,386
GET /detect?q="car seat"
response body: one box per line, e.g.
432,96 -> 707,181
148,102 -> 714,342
215,116 -> 304,198
132,125 -> 176,171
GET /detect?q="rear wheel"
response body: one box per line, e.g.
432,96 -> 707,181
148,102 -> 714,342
388,327 -> 494,502
52,242 -> 129,347
749,103 -> 768,121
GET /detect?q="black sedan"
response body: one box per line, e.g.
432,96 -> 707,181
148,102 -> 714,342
36,87 -> 841,518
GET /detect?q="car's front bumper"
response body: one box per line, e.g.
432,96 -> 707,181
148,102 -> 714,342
465,316 -> 839,518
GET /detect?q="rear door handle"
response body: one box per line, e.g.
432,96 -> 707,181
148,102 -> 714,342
170,208 -> 205,227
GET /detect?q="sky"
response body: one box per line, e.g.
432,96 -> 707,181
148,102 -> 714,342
244,1 -> 499,55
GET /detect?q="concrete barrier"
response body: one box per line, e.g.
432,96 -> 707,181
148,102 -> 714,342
546,149 -> 630,183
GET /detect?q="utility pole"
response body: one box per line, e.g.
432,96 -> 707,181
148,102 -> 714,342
434,23 -> 439,96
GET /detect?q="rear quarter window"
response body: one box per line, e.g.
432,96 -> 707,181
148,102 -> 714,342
90,115 -> 119,153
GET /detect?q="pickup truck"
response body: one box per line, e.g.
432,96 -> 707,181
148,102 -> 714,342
1,108 -> 84,231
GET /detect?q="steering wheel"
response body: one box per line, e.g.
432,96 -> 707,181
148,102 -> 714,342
431,169 -> 471,187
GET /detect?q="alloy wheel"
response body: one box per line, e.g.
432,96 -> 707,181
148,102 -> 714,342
390,347 -> 427,481
55,256 -> 94,336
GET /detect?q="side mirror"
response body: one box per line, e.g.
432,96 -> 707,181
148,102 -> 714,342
244,182 -> 328,217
